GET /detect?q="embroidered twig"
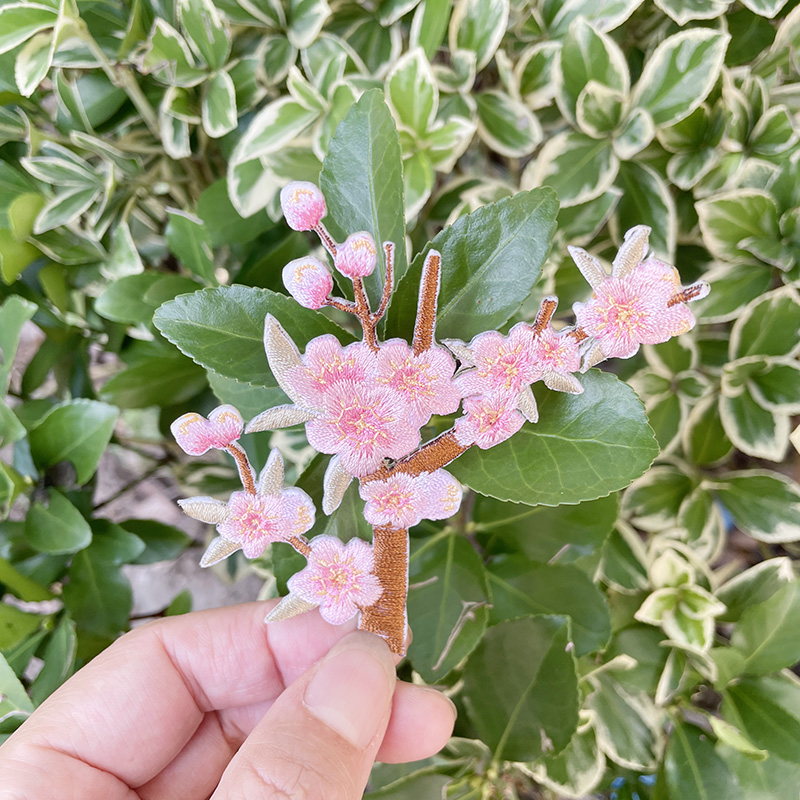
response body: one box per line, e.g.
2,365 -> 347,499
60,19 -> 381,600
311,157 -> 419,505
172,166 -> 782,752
413,250 -> 442,355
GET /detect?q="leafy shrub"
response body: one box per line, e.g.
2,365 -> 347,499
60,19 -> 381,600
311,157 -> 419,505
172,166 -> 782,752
2,0 -> 800,797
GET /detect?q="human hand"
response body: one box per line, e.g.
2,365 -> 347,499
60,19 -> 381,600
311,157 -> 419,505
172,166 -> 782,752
0,601 -> 455,798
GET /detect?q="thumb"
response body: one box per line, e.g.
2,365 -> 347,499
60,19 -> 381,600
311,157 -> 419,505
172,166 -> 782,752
212,631 -> 396,799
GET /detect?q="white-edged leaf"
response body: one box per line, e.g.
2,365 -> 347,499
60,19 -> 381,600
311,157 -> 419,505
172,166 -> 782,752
202,70 -> 237,138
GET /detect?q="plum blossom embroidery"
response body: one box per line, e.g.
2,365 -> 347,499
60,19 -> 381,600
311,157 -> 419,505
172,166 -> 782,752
305,381 -> 420,477
282,256 -> 334,309
171,405 -> 243,455
570,226 -> 709,367
171,178 -> 710,657
288,536 -> 383,625
360,469 -> 463,528
374,340 -> 461,426
454,395 -> 525,449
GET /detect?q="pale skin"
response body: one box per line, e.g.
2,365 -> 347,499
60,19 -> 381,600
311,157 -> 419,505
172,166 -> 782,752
0,601 -> 456,799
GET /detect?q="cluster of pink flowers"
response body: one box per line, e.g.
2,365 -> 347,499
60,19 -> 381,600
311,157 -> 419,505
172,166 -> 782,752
169,183 -> 709,633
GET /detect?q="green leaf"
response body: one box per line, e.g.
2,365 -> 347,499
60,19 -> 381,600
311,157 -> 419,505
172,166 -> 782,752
524,130 -> 618,208
28,400 -> 119,484
541,0 -> 642,36
410,0 -> 451,59
475,91 -> 542,157
100,354 -> 207,408
0,295 -> 36,392
719,387 -> 788,462
62,547 -> 132,642
462,616 -> 579,761
180,0 -> 230,70
696,263 -> 772,324
724,676 -> 800,764
0,3 -> 57,55
557,17 -> 628,124
718,558 -> 795,623
623,465 -> 692,532
587,673 -> 660,770
207,370 -> 288,419
202,70 -> 237,138
474,493 -> 618,564
615,161 -> 676,261
654,0 -> 730,25
153,285 -> 355,387
30,616 -> 76,704
287,0 -> 330,49
632,29 -> 729,127
319,89 -> 407,308
712,469 -> 800,543
449,0 -> 508,70
228,98 -> 319,216
197,179 -> 275,247
750,105 -> 798,155
95,273 -> 200,325
0,228 -> 41,285
33,186 -> 99,234
0,602 -> 45,652
386,188 -> 558,341
165,589 -> 193,616
139,19 -> 205,87
451,371 -> 658,506
103,221 -> 143,279
696,190 -> 781,263
682,394 -> 734,467
748,359 -> 800,412
530,722 -> 606,799
0,555 -> 52,603
386,47 -> 438,136
740,0 -> 790,17
402,150 -> 434,220
25,489 -> 92,555
720,746 -> 799,800
576,82 -> 625,137
406,533 -> 489,683
0,651 -> 32,713
731,580 -> 800,675
662,721 -> 742,800
730,287 -> 800,360
119,519 -> 192,564
166,209 -> 216,284
488,558 -> 610,655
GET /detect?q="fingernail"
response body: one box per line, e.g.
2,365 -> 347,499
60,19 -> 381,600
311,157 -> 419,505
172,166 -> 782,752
304,632 -> 395,749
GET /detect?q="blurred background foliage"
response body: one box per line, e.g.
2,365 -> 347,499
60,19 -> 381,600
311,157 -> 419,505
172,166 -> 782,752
2,0 -> 800,797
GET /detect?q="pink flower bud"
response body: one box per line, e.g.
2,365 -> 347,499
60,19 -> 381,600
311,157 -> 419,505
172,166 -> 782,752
171,405 -> 244,456
282,256 -> 333,309
280,181 -> 327,231
334,232 -> 377,278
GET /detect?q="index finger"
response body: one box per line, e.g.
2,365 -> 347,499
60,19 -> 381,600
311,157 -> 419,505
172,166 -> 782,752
0,601 -> 357,791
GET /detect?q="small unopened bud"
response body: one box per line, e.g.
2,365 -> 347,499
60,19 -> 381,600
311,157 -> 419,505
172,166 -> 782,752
283,256 -> 333,309
280,181 -> 326,231
335,232 -> 377,278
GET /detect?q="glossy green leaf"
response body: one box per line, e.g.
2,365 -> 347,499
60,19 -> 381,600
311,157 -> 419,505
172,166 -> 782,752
0,295 -> 36,392
0,602 -> 46,652
730,287 -> 800,360
525,130 -> 617,208
724,676 -> 800,764
718,558 -> 794,623
712,470 -> 800,543
462,616 -> 579,761
25,489 -> 92,555
452,371 -> 658,506
740,0 -> 790,17
654,0 -> 730,24
28,400 -> 119,484
207,370 -> 288,419
449,0 -> 508,70
0,556 -> 51,603
154,285 -> 354,387
166,209 -> 216,284
407,533 -> 489,682
632,29 -> 730,126
386,188 -> 558,340
95,273 -> 200,325
100,354 -> 207,408
410,0 -> 451,59
662,721 -> 742,800
730,580 -> 800,675
474,493 -> 618,564
488,558 -> 610,655
30,616 -> 76,704
319,89 -> 407,307
475,90 -> 541,157
118,519 -> 192,565
0,652 -> 32,713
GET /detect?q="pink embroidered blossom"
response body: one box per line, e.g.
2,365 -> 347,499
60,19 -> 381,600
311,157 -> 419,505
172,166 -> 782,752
306,381 -> 420,476
421,470 -> 463,520
456,324 -> 539,400
217,487 -> 315,559
280,181 -> 326,231
288,535 -> 383,624
282,256 -> 333,309
530,326 -> 581,375
454,395 -> 524,449
574,258 -> 707,360
374,339 -> 461,426
335,231 -> 378,278
171,405 -> 243,455
284,335 -> 376,408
